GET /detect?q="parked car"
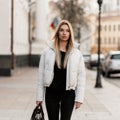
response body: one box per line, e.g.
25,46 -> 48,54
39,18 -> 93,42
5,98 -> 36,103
101,51 -> 120,77
87,54 -> 104,69
83,54 -> 90,65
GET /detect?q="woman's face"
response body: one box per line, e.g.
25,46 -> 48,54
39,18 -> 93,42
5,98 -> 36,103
58,24 -> 70,42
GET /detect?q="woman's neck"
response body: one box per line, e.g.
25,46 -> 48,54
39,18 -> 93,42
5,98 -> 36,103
59,41 -> 68,52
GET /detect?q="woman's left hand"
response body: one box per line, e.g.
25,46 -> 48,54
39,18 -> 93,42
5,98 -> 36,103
75,102 -> 82,109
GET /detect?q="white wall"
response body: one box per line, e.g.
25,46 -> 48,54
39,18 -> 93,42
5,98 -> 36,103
32,0 -> 49,54
13,0 -> 29,55
0,0 -> 11,55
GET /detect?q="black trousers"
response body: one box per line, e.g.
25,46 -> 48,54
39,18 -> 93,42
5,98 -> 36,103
45,88 -> 75,120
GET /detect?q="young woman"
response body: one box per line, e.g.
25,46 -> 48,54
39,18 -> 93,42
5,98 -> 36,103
36,20 -> 86,120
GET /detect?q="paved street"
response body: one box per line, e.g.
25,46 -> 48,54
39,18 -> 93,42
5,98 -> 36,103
0,67 -> 120,120
103,74 -> 120,88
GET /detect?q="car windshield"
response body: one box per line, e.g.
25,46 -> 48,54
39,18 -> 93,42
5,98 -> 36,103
111,54 -> 120,59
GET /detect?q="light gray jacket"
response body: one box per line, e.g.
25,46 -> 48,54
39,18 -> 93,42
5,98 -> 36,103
36,44 -> 86,103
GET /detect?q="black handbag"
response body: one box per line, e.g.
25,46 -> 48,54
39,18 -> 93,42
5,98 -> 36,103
31,104 -> 45,120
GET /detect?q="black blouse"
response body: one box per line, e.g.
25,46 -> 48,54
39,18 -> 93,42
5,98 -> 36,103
47,51 -> 66,92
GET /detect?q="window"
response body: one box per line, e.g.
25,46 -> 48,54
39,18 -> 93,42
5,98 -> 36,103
109,25 -> 111,31
95,38 -> 98,44
118,25 -> 120,31
113,25 -> 116,31
111,54 -> 120,59
117,0 -> 120,6
109,38 -> 111,44
113,37 -> 116,44
103,5 -> 107,12
118,37 -> 120,44
106,37 -> 108,44
104,37 -> 106,44
104,25 -> 107,31
101,38 -> 103,44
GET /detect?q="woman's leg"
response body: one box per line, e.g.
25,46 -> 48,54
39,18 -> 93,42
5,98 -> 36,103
45,89 -> 60,120
60,90 -> 75,120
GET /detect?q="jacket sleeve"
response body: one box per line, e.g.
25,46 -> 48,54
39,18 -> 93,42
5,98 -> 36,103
75,51 -> 86,103
36,53 -> 45,101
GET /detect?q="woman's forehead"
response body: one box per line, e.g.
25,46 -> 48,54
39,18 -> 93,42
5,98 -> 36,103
60,24 -> 69,29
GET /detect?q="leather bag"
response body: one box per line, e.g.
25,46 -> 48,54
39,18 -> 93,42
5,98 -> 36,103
31,104 -> 45,120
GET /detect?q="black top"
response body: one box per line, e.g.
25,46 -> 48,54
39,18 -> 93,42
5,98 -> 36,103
47,51 -> 66,92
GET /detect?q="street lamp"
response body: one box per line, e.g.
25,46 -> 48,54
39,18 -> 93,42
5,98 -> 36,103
77,27 -> 81,43
95,0 -> 103,88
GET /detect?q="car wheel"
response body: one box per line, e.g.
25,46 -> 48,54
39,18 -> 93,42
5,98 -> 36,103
105,71 -> 110,78
102,70 -> 105,76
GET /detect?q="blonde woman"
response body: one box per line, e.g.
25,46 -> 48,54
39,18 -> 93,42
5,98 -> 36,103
36,20 -> 86,120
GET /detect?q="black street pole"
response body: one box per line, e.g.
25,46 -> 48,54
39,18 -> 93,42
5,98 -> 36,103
95,0 -> 103,88
77,27 -> 81,43
11,0 -> 15,69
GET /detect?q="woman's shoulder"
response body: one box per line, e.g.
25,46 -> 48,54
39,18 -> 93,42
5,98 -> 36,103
41,40 -> 54,54
46,40 -> 54,48
41,47 -> 53,55
74,42 -> 80,49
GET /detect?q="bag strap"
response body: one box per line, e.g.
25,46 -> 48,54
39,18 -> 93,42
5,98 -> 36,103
37,104 -> 45,120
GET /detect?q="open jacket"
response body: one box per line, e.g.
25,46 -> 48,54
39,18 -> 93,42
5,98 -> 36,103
36,43 -> 86,103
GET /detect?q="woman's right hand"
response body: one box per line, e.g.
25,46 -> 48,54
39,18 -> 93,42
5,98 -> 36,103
36,101 -> 42,106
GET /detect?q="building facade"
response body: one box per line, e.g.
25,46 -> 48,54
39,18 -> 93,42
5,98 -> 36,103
90,0 -> 120,54
0,0 -> 50,76
91,15 -> 120,53
0,0 -> 12,75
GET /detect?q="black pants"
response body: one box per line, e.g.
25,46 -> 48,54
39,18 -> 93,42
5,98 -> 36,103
45,88 -> 75,120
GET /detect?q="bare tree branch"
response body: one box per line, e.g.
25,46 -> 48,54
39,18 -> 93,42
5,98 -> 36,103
51,0 -> 89,40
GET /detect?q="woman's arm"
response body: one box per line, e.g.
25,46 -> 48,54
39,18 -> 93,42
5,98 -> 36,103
36,53 -> 45,103
75,51 -> 86,104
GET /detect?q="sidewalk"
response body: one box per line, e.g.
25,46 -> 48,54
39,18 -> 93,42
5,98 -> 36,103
74,69 -> 120,120
0,67 -> 120,120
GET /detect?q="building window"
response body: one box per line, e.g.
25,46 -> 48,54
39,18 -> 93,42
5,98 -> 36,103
109,25 -> 111,31
101,38 -> 102,44
104,25 -> 107,31
103,5 -> 107,12
118,25 -> 120,31
95,38 -> 98,44
113,37 -> 116,44
104,37 -> 106,44
109,38 -> 111,44
106,38 -> 108,44
117,0 -> 120,6
118,37 -> 120,44
118,37 -> 120,50
113,25 -> 116,31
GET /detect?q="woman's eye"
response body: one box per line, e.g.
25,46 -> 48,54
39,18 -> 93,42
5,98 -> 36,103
66,30 -> 70,32
59,29 -> 70,32
59,29 -> 64,32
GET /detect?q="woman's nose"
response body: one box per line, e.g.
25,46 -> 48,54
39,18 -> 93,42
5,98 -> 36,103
63,31 -> 67,34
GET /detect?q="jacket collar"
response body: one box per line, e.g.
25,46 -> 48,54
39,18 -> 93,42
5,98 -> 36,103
46,40 -> 80,50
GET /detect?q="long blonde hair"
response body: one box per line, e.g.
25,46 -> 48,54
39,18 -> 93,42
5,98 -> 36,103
52,20 -> 75,68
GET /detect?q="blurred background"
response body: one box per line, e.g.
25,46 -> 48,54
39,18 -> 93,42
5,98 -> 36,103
0,0 -> 120,120
0,0 -> 120,76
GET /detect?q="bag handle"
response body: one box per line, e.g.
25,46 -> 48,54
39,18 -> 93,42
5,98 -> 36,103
37,104 -> 44,120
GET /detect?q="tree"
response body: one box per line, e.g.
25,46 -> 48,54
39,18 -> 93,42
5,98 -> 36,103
52,0 -> 88,41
